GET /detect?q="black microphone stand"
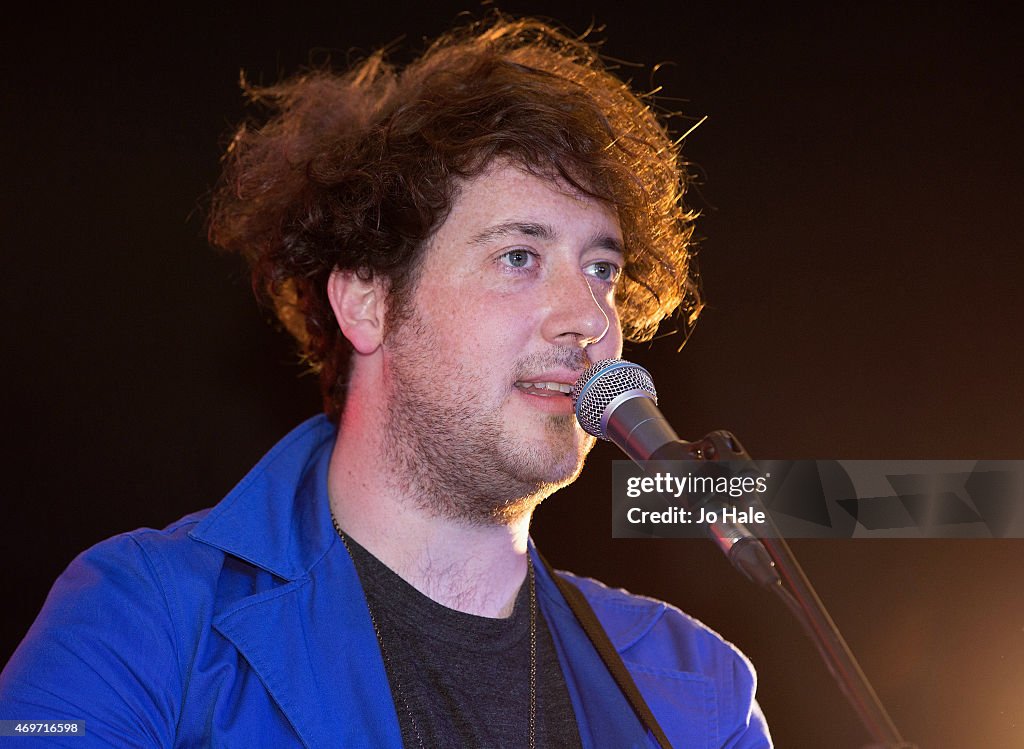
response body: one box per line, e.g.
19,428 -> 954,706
650,431 -> 917,749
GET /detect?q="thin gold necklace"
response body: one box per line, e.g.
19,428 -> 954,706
330,512 -> 538,749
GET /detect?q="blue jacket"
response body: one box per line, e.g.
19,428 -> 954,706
1,416 -> 770,747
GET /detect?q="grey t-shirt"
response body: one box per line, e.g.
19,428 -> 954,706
345,535 -> 582,748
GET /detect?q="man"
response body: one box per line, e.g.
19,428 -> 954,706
0,16 -> 770,747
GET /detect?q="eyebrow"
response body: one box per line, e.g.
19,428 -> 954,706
469,220 -> 625,257
469,221 -> 554,245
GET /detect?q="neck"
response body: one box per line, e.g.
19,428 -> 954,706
328,378 -> 535,618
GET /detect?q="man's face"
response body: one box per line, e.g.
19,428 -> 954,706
380,161 -> 624,524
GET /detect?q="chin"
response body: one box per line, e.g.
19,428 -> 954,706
526,437 -> 592,489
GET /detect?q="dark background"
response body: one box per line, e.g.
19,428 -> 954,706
3,3 -> 1022,747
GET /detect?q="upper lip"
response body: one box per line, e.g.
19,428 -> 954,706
514,369 -> 586,387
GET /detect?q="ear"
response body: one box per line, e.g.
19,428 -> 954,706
327,269 -> 386,355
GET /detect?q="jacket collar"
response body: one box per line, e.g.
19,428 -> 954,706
189,415 -> 403,748
189,415 -> 338,581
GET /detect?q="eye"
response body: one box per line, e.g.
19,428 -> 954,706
499,249 -> 537,269
585,260 -> 622,283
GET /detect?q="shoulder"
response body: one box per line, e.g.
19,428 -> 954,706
0,514 -> 220,745
559,570 -> 755,677
557,570 -> 772,748
58,510 -> 225,621
3,509 -> 224,673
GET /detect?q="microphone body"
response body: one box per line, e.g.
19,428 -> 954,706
603,395 -> 686,462
573,359 -> 780,589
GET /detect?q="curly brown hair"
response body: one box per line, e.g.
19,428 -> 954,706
208,15 -> 701,420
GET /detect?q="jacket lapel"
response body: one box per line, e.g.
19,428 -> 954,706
191,416 -> 403,748
212,545 -> 402,749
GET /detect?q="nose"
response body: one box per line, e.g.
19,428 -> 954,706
540,267 -> 612,348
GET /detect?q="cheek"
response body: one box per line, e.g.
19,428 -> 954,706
427,291 -> 523,359
605,326 -> 625,360
600,297 -> 625,353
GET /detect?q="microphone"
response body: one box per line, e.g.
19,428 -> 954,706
572,359 -> 681,461
573,359 -> 780,589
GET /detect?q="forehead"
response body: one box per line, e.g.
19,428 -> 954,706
432,161 -> 623,249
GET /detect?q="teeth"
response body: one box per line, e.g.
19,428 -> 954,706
515,381 -> 573,394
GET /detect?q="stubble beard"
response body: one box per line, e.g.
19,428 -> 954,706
378,316 -> 594,527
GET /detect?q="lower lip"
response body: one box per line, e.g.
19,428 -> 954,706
514,386 -> 577,415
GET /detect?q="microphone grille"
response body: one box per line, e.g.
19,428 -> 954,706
572,358 -> 657,439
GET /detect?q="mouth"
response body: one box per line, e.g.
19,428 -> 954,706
512,362 -> 588,415
514,380 -> 574,397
